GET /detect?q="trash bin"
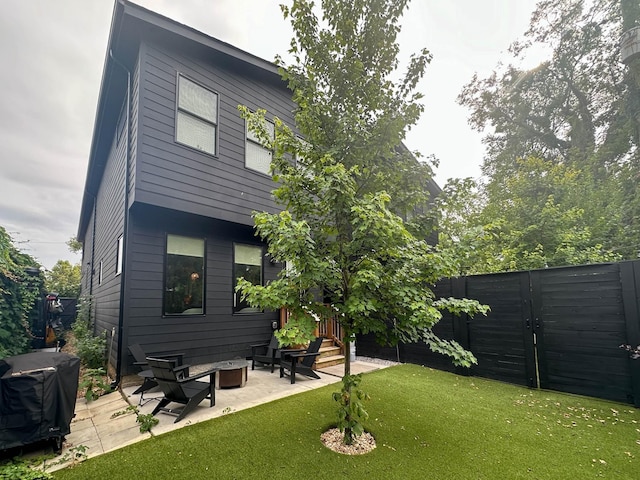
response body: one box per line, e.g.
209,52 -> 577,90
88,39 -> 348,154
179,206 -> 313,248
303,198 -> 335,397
0,351 -> 80,453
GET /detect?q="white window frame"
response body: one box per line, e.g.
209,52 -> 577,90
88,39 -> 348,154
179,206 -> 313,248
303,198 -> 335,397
176,74 -> 219,155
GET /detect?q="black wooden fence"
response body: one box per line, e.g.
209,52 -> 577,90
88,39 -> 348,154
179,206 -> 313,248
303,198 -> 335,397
357,260 -> 640,407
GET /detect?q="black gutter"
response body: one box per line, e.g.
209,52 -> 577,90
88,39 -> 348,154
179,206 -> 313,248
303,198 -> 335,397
108,49 -> 131,390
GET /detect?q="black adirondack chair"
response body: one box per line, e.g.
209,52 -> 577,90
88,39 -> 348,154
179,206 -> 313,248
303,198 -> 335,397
128,344 -> 185,405
279,337 -> 323,384
147,357 -> 217,423
250,335 -> 282,373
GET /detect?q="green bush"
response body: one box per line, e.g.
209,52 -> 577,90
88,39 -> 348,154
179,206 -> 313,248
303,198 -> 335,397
0,226 -> 44,357
72,296 -> 106,369
0,459 -> 51,480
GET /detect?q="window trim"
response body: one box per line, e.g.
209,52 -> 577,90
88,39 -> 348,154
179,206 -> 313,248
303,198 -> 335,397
232,242 -> 264,314
175,73 -> 219,156
163,234 -> 206,317
244,114 -> 274,176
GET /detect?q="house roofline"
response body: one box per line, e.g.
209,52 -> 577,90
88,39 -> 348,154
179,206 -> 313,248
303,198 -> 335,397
77,0 -> 282,240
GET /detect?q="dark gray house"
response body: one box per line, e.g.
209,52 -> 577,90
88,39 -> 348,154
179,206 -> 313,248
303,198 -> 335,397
78,0 -> 292,379
78,0 -> 441,381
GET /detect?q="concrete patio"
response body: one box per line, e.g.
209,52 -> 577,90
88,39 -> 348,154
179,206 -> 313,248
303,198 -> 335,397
43,359 -> 393,472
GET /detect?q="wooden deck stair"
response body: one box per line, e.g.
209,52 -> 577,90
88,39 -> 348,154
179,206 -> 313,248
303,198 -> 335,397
313,337 -> 345,370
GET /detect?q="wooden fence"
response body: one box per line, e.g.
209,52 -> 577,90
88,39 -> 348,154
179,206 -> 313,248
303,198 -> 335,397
357,260 -> 640,406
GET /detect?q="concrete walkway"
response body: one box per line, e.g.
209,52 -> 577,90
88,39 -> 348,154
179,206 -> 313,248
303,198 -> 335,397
43,359 -> 392,472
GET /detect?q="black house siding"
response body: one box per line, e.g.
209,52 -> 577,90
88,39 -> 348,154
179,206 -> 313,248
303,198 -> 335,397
88,109 -> 128,353
134,39 -> 295,227
121,204 -> 280,374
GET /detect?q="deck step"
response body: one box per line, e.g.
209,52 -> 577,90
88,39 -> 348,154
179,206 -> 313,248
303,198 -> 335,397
318,345 -> 341,359
315,354 -> 345,370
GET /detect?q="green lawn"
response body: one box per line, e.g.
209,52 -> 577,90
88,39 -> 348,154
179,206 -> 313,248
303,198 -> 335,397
53,364 -> 638,480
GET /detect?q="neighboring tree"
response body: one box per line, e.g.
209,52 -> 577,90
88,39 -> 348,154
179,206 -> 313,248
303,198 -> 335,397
0,226 -> 44,357
66,236 -> 83,255
458,0 -> 639,260
45,260 -> 81,298
437,158 -> 621,274
237,0 -> 488,445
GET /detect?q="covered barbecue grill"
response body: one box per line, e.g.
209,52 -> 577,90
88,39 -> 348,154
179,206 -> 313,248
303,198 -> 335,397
0,351 -> 80,453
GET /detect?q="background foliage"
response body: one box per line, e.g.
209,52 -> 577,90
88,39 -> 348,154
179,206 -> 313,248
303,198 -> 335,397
45,260 -> 81,298
0,226 -> 44,357
443,0 -> 640,274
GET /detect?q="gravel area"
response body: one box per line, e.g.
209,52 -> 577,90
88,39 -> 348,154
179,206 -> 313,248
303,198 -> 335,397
355,356 -> 401,366
320,428 -> 377,455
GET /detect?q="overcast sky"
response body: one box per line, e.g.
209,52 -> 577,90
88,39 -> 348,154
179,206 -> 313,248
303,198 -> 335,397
0,0 -> 540,270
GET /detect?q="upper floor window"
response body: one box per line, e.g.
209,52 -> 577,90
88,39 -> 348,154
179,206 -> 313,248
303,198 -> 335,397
176,75 -> 218,155
245,117 -> 274,175
164,234 -> 205,315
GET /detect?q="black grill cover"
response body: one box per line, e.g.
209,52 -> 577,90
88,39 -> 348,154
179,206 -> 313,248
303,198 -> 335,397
0,352 -> 80,450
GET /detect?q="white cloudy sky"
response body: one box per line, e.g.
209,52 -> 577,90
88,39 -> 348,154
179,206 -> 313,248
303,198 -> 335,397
0,0 -> 540,269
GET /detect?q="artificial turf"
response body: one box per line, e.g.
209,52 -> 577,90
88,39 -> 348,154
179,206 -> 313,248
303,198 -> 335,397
53,364 -> 638,479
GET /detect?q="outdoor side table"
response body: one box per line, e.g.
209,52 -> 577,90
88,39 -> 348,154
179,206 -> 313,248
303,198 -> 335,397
211,359 -> 249,389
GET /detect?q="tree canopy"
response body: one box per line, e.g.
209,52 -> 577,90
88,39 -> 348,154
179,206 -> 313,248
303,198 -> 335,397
238,0 -> 488,444
45,260 -> 81,298
451,0 -> 640,272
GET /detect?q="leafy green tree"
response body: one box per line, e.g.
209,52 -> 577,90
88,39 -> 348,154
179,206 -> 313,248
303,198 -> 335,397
238,0 -> 488,445
66,236 -> 83,255
437,159 -> 621,274
458,0 -> 639,260
0,226 -> 44,357
45,260 -> 81,298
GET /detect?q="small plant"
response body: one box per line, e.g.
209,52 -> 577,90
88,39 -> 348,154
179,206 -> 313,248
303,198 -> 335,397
0,458 -> 52,479
111,405 -> 159,433
72,296 -> 107,369
43,445 -> 88,470
332,373 -> 370,445
79,368 -> 112,401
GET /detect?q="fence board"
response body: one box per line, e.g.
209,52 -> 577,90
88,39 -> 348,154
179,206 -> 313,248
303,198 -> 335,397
466,272 -> 532,387
355,261 -> 640,405
533,264 -> 633,403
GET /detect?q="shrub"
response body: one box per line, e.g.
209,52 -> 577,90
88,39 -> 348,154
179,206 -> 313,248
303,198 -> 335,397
72,296 -> 106,369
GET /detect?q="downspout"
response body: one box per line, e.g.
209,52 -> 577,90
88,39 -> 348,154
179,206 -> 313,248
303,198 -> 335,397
89,195 -> 96,298
109,49 -> 131,389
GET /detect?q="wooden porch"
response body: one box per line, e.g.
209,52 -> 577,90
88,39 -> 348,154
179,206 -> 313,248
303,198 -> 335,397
279,308 -> 346,370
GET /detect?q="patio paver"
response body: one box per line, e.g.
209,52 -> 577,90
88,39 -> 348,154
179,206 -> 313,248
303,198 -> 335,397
42,359 -> 392,472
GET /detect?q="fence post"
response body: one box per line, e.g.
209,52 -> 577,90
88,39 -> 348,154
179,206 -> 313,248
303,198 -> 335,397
620,261 -> 640,407
522,271 -> 539,389
450,276 -> 472,375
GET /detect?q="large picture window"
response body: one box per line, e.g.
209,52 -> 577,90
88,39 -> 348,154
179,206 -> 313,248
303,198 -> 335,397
164,235 -> 205,315
233,244 -> 263,313
176,75 -> 218,155
245,117 -> 274,175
